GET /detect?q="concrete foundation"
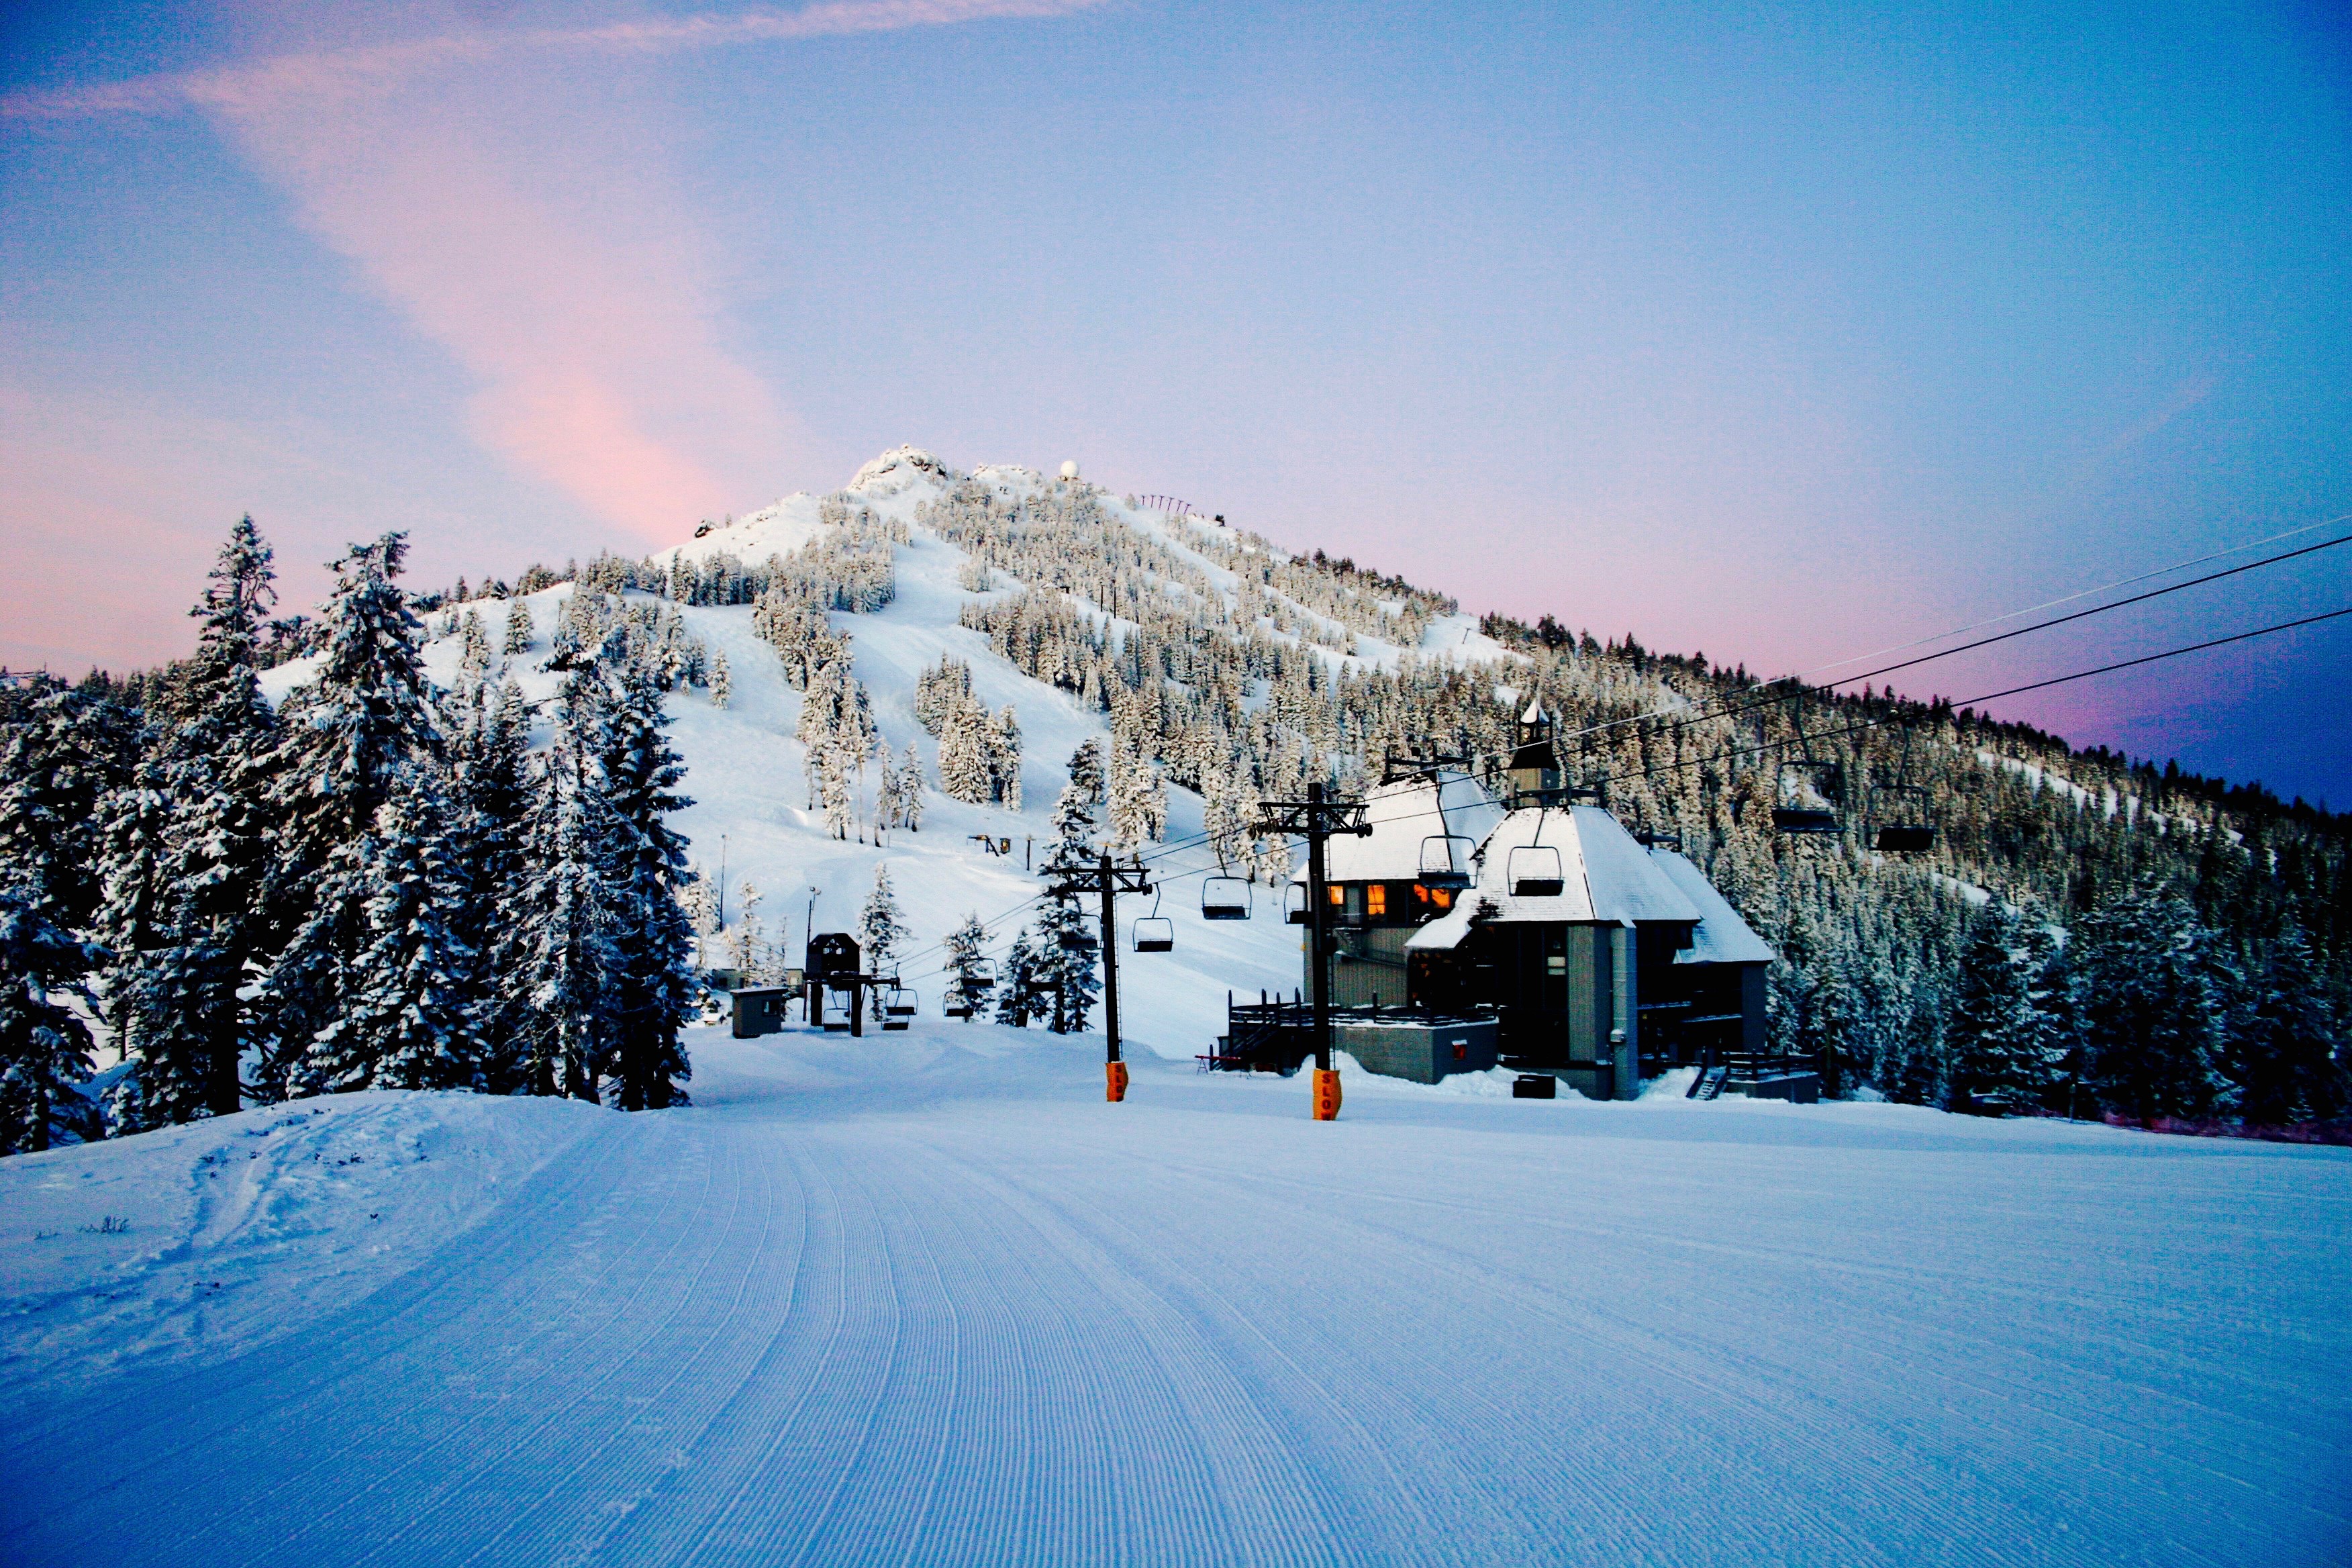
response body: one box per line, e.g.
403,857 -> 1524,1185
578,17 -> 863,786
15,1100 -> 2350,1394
1332,1016 -> 1499,1085
1722,1071 -> 1820,1104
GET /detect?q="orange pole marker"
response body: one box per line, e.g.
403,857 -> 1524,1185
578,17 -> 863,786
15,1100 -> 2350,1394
1312,1067 -> 1342,1120
1106,1060 -> 1130,1102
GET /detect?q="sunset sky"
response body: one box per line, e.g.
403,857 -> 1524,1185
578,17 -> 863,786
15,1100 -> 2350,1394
4,1 -> 2347,803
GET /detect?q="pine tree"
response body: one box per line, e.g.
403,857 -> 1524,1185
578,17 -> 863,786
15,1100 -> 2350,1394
1042,742 -> 1102,877
995,933 -> 1043,1028
458,609 -> 491,679
681,869 -> 719,971
503,597 -> 536,654
255,534 -> 443,1093
858,863 -> 909,976
709,647 -> 732,709
898,741 -> 924,831
0,891 -> 105,1153
1029,897 -> 1099,1034
727,881 -> 766,979
514,703 -> 616,1100
2073,881 -> 2235,1120
936,697 -> 993,805
991,707 -> 1024,808
446,677 -> 533,1093
293,774 -> 485,1095
591,650 -> 697,1111
943,913 -> 989,1022
164,516 -> 284,1116
2234,925 -> 2346,1124
1945,903 -> 2053,1112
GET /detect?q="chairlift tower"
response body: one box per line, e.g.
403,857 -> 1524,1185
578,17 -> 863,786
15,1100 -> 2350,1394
1045,851 -> 1154,1100
1252,781 -> 1373,1119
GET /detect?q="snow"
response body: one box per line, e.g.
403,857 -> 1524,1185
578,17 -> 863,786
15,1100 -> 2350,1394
0,1089 -> 605,1401
1321,769 -> 1506,885
1647,848 -> 1776,965
5,1024 -> 2347,1565
1408,805 -> 1701,946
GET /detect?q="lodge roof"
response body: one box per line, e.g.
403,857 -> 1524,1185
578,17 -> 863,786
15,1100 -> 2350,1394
1403,805 -> 1772,965
1314,769 -> 1508,886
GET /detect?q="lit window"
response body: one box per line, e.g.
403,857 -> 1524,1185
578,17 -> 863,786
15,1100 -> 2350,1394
1366,884 -> 1387,918
1327,883 -> 1344,905
1428,887 -> 1454,912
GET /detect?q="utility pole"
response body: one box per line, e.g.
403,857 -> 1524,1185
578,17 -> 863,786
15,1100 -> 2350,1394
1253,781 -> 1372,1120
1045,851 -> 1153,1100
716,833 -> 728,930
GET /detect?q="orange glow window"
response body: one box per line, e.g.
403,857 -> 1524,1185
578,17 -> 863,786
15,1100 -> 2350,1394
1366,884 -> 1387,918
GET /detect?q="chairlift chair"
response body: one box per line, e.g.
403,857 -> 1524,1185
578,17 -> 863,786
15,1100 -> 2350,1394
1133,886 -> 1175,952
1870,776 -> 1937,851
1772,761 -> 1845,835
943,989 -> 975,1020
1285,883 -> 1310,924
883,983 -> 918,1017
1867,726 -> 1937,852
1418,834 -> 1474,891
1771,687 -> 1845,835
1201,875 -> 1251,920
1507,844 -> 1565,897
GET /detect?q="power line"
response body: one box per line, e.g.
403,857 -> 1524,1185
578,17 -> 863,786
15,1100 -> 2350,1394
1559,530 -> 2351,754
1790,511 -> 2352,681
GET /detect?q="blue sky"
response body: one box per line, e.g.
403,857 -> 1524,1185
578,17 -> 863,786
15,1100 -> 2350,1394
4,1 -> 2347,803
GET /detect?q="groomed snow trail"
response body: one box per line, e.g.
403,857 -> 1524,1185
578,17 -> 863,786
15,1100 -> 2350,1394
5,1027 -> 2347,1567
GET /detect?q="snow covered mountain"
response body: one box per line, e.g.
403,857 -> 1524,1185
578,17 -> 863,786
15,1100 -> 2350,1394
325,446 -> 1508,1062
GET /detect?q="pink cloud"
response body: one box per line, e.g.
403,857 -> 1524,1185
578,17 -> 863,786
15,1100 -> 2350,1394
3,0 -> 1108,544
0,2 -> 1110,121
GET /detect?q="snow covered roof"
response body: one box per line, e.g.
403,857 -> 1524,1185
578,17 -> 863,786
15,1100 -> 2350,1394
1645,849 -> 1776,965
1295,771 -> 1506,886
1406,805 -> 1702,950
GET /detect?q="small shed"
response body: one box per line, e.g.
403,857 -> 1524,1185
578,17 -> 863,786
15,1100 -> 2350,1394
730,986 -> 795,1039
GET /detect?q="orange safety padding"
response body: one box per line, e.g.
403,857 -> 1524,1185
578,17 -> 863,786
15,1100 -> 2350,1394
1312,1067 -> 1342,1120
1106,1060 -> 1130,1102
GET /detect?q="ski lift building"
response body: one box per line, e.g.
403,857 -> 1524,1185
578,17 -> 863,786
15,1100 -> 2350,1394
1401,805 -> 1787,1101
1291,770 -> 1506,1011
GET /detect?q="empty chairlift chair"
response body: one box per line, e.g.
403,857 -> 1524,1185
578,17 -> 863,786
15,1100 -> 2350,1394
1133,916 -> 1174,953
1285,883 -> 1310,924
1772,760 -> 1845,835
1419,834 -> 1474,891
1508,844 -> 1565,897
1872,783 -> 1937,852
1201,875 -> 1251,920
881,983 -> 917,1030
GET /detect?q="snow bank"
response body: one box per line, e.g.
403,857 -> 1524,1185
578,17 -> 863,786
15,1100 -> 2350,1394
0,1091 -> 606,1400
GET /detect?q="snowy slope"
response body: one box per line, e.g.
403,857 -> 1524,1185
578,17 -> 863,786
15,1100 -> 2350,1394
5,1022 -> 2347,1566
340,446 -> 1526,1063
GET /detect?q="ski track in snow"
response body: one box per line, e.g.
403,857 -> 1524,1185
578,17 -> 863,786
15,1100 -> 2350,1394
4,1026 -> 2348,1567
